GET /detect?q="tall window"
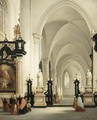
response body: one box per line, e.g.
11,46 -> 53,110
0,0 -> 7,31
64,71 -> 70,88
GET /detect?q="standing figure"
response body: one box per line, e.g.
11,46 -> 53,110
86,69 -> 92,87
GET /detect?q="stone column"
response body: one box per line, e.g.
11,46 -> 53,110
57,76 -> 61,95
42,58 -> 49,87
51,69 -> 57,94
20,0 -> 31,93
32,33 -> 42,86
16,57 -> 23,95
60,76 -> 62,96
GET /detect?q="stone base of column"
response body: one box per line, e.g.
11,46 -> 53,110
83,87 -> 95,107
34,91 -> 47,107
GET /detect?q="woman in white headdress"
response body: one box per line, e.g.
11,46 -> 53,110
74,94 -> 85,112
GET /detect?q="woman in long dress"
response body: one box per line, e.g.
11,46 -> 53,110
73,95 -> 85,112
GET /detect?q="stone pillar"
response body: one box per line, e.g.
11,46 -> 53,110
57,76 -> 61,95
20,0 -> 31,93
60,76 -> 62,96
16,57 -> 23,95
32,33 -> 42,86
51,69 -> 57,94
42,58 -> 49,87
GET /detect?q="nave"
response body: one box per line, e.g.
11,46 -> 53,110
0,107 -> 97,120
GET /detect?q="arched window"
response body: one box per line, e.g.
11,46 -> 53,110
0,0 -> 8,31
64,71 -> 70,88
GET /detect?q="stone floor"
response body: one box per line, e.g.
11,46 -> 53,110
0,107 -> 97,120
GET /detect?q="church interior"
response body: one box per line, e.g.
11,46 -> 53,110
0,0 -> 97,119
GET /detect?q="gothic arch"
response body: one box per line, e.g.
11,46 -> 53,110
36,0 -> 93,36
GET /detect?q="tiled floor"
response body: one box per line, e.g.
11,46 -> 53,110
0,107 -> 97,120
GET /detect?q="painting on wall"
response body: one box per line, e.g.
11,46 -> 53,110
0,63 -> 16,92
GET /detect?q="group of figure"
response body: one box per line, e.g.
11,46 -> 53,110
2,94 -> 31,115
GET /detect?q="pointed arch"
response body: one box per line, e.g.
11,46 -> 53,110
36,0 -> 93,36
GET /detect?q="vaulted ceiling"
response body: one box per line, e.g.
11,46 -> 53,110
42,5 -> 92,79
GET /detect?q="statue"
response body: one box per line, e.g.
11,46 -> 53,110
13,24 -> 20,40
3,51 -> 8,59
86,69 -> 92,87
84,69 -> 95,107
37,69 -> 43,87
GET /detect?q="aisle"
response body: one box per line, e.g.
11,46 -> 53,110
0,107 -> 97,120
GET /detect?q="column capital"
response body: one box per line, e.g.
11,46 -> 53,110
42,57 -> 49,64
32,33 -> 42,44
